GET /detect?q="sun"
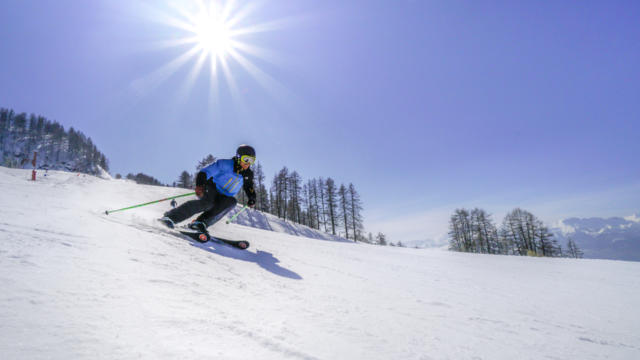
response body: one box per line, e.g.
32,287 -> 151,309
193,8 -> 232,59
134,0 -> 291,109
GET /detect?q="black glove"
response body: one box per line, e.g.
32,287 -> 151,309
247,198 -> 256,208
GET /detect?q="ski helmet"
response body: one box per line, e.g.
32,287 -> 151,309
236,144 -> 256,158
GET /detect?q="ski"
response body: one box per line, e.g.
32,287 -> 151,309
212,236 -> 250,250
178,230 -> 250,250
179,230 -> 210,243
157,218 -> 250,250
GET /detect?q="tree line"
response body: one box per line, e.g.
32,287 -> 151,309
264,166 -> 365,241
114,173 -> 165,186
0,108 -> 109,174
449,207 -> 583,258
174,156 -> 373,242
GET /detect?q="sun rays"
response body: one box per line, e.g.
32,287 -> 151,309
132,0 -> 290,111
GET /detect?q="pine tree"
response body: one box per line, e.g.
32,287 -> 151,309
13,113 -> 26,133
338,184 -> 350,239
376,232 -> 387,246
448,208 -> 499,254
325,177 -> 338,235
254,162 -> 269,212
348,183 -> 364,241
177,170 -> 193,189
99,154 -> 109,172
566,238 -> 584,258
311,179 -> 321,230
271,167 -> 289,219
36,116 -> 45,139
288,171 -> 302,223
501,208 -> 534,255
448,209 -> 472,252
26,114 -> 37,153
302,182 -> 315,228
499,208 -> 559,257
317,177 -> 328,232
471,208 -> 498,254
197,154 -> 216,170
537,221 -> 560,257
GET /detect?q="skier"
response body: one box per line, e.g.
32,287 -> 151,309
170,199 -> 177,208
159,145 -> 257,234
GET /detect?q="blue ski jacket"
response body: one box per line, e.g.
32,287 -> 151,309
200,159 -> 249,197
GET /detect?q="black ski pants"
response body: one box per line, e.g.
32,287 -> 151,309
164,181 -> 237,228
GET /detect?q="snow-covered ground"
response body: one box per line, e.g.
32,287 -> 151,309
1,167 -> 639,360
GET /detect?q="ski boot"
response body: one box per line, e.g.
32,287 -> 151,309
158,216 -> 175,229
188,221 -> 210,243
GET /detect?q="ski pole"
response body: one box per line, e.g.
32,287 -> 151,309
105,192 -> 195,215
226,205 -> 249,224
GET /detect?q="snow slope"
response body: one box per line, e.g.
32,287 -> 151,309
226,203 -> 349,243
1,167 -> 639,360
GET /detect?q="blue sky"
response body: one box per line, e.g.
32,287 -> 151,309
1,0 -> 639,243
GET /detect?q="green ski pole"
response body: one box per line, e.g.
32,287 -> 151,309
226,205 -> 249,224
105,192 -> 195,215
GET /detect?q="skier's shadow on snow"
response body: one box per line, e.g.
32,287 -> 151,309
189,240 -> 303,280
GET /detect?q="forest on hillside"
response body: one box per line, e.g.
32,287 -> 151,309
1,108 -> 109,175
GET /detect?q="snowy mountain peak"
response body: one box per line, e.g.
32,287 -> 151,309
625,213 -> 640,223
557,215 -> 639,235
553,213 -> 640,261
554,220 -> 576,235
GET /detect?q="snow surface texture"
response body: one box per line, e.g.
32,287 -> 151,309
1,167 -> 639,360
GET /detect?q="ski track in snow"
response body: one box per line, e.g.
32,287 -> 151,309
1,167 -> 640,359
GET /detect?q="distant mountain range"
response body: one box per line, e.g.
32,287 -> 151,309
403,237 -> 448,249
552,214 -> 640,262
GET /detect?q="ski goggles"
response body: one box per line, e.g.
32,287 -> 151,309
239,155 -> 256,165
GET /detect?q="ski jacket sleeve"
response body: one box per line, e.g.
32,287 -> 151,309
243,169 -> 256,202
200,160 -> 223,182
